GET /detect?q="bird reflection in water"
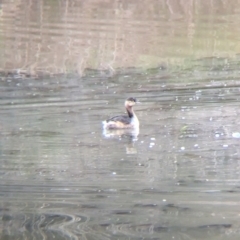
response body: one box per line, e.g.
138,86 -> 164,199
102,127 -> 139,154
102,97 -> 140,154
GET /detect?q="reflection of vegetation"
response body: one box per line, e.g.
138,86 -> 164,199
1,0 -> 240,75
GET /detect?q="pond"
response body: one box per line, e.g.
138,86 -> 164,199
0,1 -> 240,239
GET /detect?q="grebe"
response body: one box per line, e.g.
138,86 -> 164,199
102,97 -> 139,130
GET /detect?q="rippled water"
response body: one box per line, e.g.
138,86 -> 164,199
1,0 -> 240,240
1,69 -> 240,239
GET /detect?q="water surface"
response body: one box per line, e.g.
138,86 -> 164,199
1,69 -> 240,239
1,1 -> 240,240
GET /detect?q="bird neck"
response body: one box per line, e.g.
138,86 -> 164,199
126,106 -> 134,118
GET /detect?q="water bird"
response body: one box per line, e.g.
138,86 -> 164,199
102,97 -> 139,130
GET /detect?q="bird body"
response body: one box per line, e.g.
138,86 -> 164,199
102,97 -> 139,130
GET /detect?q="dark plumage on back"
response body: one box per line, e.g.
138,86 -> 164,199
106,115 -> 132,125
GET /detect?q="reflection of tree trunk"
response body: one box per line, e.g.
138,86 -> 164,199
166,0 -> 180,16
182,0 -> 194,52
